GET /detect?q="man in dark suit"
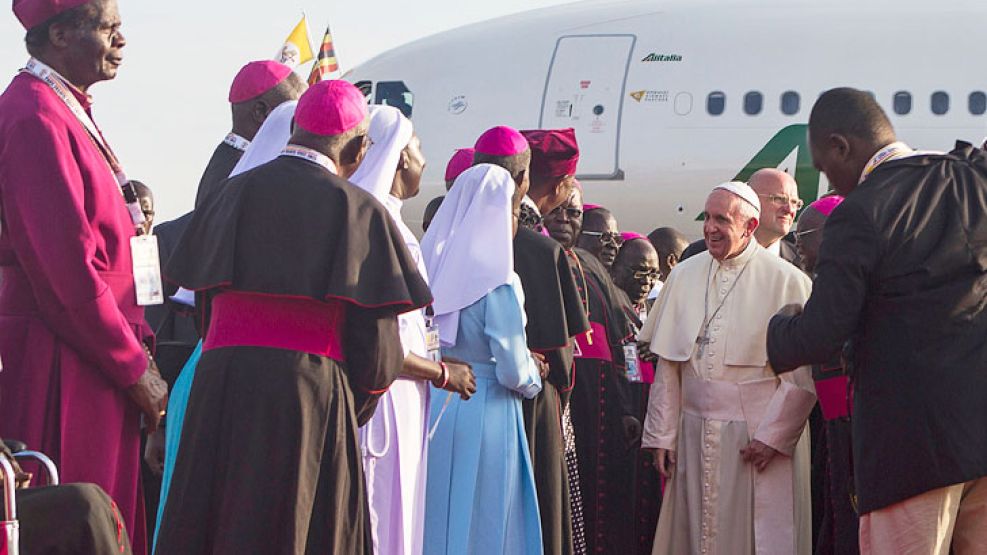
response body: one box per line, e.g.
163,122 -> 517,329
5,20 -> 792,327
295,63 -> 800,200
767,87 -> 987,553
681,168 -> 802,268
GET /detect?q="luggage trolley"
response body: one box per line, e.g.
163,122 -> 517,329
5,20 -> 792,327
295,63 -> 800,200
1,445 -> 60,555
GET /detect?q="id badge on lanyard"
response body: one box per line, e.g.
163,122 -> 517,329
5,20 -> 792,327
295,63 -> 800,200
23,58 -> 160,306
623,343 -> 643,383
131,235 -> 164,306
424,307 -> 442,363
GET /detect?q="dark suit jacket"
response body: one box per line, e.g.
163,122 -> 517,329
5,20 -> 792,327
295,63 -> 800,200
514,227 -> 590,390
193,142 -> 242,209
767,142 -> 987,513
681,236 -> 801,268
146,212 -> 199,386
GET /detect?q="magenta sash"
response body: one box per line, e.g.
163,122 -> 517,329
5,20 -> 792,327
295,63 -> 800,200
815,376 -> 852,420
204,291 -> 346,360
573,322 -> 612,361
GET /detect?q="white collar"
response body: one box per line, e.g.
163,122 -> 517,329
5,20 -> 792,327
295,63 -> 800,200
715,237 -> 760,269
765,239 -> 782,257
280,144 -> 338,175
223,132 -> 251,152
384,194 -> 403,219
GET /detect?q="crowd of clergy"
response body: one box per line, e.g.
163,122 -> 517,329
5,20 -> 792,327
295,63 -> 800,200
2,0 -> 987,554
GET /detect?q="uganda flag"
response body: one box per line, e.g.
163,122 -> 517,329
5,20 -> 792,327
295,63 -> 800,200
308,26 -> 340,86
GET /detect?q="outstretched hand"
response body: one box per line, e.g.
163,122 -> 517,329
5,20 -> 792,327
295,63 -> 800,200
638,341 -> 659,363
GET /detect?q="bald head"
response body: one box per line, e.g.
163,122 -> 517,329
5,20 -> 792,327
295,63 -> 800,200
808,87 -> 897,196
231,72 -> 308,141
748,168 -> 800,246
647,227 -> 689,281
749,168 -> 796,194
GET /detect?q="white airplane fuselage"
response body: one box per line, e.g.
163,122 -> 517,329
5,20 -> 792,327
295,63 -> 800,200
346,0 -> 987,237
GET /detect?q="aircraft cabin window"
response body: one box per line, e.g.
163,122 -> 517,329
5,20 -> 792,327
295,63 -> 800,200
781,91 -> 800,115
707,91 -> 726,116
931,91 -> 949,116
893,91 -> 912,115
744,91 -> 763,115
375,81 -> 414,118
969,92 -> 987,115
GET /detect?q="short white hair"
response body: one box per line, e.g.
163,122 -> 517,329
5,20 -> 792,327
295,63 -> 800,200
734,195 -> 760,223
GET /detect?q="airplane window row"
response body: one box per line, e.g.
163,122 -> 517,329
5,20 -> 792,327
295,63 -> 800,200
706,91 -> 987,117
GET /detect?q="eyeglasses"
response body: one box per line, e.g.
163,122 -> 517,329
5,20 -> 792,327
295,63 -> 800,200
633,269 -> 661,281
758,193 -> 804,210
793,227 -> 821,240
549,206 -> 583,220
580,230 -> 624,247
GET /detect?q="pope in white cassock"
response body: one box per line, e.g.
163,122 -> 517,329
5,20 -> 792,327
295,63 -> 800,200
639,182 -> 816,555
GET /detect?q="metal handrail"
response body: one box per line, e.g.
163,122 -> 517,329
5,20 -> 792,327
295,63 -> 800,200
0,457 -> 16,522
12,452 -> 59,487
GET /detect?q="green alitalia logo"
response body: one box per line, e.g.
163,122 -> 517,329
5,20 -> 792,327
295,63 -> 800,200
641,53 -> 682,62
696,124 -> 822,220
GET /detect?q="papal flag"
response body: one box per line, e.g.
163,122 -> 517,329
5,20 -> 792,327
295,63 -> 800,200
276,15 -> 314,68
307,25 -> 340,86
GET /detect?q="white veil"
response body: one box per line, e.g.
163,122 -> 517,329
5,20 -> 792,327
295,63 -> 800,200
420,164 -> 516,346
349,105 -> 413,202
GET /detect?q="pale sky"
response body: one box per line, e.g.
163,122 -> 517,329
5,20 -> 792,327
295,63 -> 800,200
0,0 -> 572,222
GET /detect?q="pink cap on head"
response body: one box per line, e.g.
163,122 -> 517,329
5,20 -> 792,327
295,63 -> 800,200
13,0 -> 88,29
583,203 -> 602,211
229,61 -> 294,104
620,232 -> 647,243
444,148 -> 475,182
521,128 -> 580,176
474,126 -> 529,156
295,80 -> 369,136
810,195 -> 845,217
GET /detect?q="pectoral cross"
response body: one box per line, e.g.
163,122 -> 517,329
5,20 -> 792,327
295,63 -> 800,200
696,331 -> 711,359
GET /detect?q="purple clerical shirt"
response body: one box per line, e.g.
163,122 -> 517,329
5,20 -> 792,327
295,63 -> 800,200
0,71 -> 151,554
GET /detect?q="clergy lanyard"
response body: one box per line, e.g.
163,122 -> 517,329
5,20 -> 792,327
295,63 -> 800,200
22,58 -> 145,230
280,145 -> 337,175
223,132 -> 250,152
859,142 -> 913,183
699,255 -> 753,347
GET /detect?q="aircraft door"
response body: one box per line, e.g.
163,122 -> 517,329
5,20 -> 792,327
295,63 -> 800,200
540,34 -> 636,180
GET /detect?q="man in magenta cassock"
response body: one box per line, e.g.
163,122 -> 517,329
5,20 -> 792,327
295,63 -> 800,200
0,1 -> 168,552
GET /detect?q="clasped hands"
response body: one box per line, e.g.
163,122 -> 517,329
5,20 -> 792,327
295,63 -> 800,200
128,349 -> 168,434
